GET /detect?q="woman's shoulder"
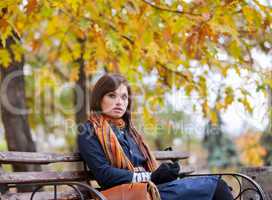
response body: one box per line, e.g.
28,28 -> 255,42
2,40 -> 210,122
77,121 -> 95,138
77,122 -> 105,155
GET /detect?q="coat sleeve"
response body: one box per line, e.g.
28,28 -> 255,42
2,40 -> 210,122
77,123 -> 133,189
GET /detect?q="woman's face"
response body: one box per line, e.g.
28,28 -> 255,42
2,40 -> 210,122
101,84 -> 129,118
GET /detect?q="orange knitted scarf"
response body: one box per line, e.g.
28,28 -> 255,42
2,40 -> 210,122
88,113 -> 157,172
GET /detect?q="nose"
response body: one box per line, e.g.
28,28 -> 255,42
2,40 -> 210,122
115,96 -> 123,105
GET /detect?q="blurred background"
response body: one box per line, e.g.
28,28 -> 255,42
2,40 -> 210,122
0,0 -> 271,178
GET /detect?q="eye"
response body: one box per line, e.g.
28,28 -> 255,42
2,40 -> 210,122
108,93 -> 116,98
122,94 -> 128,100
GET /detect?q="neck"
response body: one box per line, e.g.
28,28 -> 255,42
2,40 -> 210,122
102,114 -> 122,120
102,114 -> 126,129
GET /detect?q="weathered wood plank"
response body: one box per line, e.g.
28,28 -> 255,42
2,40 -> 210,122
0,152 -> 82,164
0,168 -> 194,185
153,151 -> 189,161
0,151 -> 189,164
0,171 -> 93,184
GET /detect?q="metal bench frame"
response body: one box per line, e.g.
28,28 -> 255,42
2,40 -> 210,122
19,172 -> 266,200
186,173 -> 266,200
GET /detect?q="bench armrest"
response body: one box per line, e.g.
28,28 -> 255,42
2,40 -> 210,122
183,173 -> 266,200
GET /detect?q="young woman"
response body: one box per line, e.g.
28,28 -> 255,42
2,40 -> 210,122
77,73 -> 233,200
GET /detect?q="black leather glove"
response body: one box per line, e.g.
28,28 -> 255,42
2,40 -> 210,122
151,162 -> 180,185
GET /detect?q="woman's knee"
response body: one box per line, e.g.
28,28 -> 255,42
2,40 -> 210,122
212,179 -> 234,200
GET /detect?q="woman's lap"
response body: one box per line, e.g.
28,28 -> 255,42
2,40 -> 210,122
157,176 -> 219,200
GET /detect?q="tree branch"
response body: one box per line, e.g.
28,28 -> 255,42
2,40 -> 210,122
157,61 -> 191,83
141,0 -> 202,17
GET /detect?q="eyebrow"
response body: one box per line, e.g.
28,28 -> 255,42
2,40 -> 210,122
108,91 -> 128,95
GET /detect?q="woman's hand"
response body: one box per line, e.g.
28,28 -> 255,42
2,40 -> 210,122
151,162 -> 180,185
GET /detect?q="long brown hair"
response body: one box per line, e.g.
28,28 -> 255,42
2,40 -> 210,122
89,74 -> 158,172
90,73 -> 132,124
90,74 -> 157,171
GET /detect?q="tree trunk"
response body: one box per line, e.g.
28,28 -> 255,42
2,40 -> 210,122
267,85 -> 272,134
263,85 -> 272,165
74,57 -> 88,124
74,39 -> 89,125
0,35 -> 41,192
72,39 -> 90,172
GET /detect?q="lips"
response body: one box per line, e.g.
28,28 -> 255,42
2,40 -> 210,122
113,108 -> 123,112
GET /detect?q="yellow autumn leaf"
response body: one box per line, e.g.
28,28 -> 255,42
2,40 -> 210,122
233,64 -> 240,76
242,6 -> 262,31
46,16 -> 60,35
209,110 -> 218,125
38,68 -> 57,91
0,19 -> 12,47
184,83 -> 194,96
221,66 -> 229,77
11,44 -> 24,62
224,95 -> 234,108
85,61 -> 97,76
202,100 -> 209,118
70,42 -> 81,60
215,102 -> 224,110
236,132 -> 266,166
224,87 -> 234,108
95,38 -> 108,60
26,0 -> 37,15
228,40 -> 241,59
163,26 -> 172,42
143,107 -> 156,127
67,0 -> 80,13
70,63 -> 80,82
60,48 -> 74,63
240,97 -> 253,113
198,76 -> 207,97
146,42 -> 160,60
0,49 -> 11,68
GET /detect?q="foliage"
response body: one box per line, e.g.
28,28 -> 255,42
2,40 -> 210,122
0,1 -> 271,153
236,131 -> 267,166
0,0 -> 271,122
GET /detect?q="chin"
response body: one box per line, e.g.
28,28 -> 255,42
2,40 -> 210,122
113,114 -> 124,118
105,112 -> 124,118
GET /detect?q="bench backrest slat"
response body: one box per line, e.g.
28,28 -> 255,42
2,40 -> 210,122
0,152 -> 81,164
0,168 -> 194,185
0,151 -> 189,164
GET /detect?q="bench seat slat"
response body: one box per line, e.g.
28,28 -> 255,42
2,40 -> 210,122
0,151 -> 189,164
0,171 -> 93,184
0,168 -> 194,185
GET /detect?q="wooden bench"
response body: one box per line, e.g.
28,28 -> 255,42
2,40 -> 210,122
0,150 -> 192,200
0,151 -> 266,200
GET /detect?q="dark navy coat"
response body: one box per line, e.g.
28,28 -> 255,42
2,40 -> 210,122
77,122 -> 219,200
